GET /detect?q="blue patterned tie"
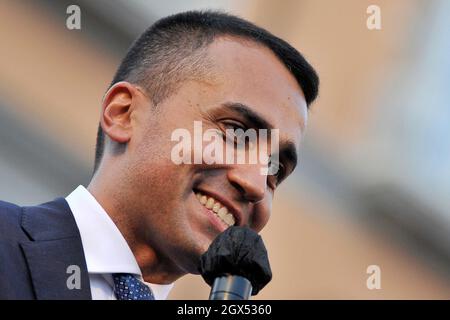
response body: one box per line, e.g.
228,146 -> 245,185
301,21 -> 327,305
112,273 -> 155,300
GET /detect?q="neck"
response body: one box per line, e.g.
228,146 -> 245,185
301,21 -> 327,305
87,175 -> 186,284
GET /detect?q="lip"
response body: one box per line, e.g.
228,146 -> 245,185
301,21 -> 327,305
198,202 -> 229,233
193,188 -> 243,227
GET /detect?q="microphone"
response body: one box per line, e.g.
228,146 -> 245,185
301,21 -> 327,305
208,275 -> 253,300
198,226 -> 272,300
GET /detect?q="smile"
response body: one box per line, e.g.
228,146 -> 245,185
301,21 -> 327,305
195,192 -> 236,227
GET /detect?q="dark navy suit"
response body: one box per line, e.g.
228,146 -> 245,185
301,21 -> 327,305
0,198 -> 92,299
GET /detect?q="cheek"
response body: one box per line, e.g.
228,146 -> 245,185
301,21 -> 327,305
251,197 -> 272,233
129,127 -> 198,206
130,166 -> 191,233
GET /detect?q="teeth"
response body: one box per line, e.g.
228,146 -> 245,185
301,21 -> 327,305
195,192 -> 236,227
205,197 -> 214,209
217,206 -> 228,219
212,202 -> 221,213
223,214 -> 235,226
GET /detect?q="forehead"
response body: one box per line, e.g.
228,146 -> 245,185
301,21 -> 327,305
205,37 -> 308,144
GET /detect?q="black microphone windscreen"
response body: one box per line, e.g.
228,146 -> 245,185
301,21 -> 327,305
198,226 -> 272,295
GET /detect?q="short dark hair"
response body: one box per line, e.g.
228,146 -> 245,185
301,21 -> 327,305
93,10 -> 319,173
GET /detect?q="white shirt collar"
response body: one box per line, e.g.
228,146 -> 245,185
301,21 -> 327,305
66,185 -> 174,300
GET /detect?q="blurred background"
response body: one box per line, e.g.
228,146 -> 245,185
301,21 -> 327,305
0,0 -> 449,299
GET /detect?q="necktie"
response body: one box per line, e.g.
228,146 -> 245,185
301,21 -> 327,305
112,273 -> 155,300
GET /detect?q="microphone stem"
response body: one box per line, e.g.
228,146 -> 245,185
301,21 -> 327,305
209,275 -> 253,300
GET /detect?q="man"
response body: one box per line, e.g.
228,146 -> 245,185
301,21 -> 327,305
0,11 -> 318,299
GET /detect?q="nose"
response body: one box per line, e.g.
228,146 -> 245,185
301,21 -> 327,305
226,163 -> 267,203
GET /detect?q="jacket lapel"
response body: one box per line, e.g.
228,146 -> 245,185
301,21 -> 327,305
20,198 -> 92,300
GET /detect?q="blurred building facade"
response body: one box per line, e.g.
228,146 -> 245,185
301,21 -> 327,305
0,0 -> 449,299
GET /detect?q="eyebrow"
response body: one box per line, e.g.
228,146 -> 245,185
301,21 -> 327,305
220,101 -> 299,172
222,102 -> 274,130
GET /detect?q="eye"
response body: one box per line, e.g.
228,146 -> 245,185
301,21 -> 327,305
267,158 -> 286,189
222,120 -> 246,132
220,120 -> 250,145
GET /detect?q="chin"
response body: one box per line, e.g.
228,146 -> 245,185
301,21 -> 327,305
166,230 -> 208,274
192,235 -> 212,257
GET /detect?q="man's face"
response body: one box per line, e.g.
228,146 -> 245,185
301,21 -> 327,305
122,37 -> 308,276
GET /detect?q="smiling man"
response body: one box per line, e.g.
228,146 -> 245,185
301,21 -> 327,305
0,11 -> 318,299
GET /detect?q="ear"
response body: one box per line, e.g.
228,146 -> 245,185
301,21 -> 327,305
100,82 -> 138,144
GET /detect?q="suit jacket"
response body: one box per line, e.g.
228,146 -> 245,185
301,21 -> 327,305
0,198 -> 92,299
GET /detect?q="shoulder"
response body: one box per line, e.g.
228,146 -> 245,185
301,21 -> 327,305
0,199 -> 21,212
0,200 -> 23,240
0,198 -> 78,242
